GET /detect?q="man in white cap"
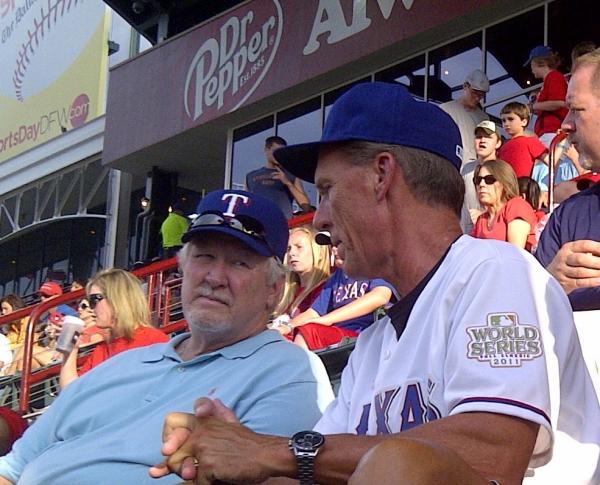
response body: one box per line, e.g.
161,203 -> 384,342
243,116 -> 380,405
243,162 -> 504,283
441,69 -> 490,165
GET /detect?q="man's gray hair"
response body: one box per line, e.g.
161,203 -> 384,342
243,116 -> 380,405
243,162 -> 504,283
178,243 -> 287,285
333,141 -> 465,216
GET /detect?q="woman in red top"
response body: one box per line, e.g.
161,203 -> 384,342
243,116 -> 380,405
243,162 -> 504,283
471,160 -> 537,251
273,226 -> 330,335
527,45 -> 568,147
58,268 -> 169,388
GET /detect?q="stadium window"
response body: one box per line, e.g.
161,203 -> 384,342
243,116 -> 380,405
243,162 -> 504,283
375,55 -> 427,100
276,97 -> 322,207
427,32 -> 483,104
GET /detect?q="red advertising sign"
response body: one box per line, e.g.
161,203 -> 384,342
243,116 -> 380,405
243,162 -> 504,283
104,0 -> 494,165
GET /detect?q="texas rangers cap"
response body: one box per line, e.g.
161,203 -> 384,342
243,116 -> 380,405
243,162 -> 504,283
182,189 -> 288,261
465,69 -> 490,93
39,281 -> 63,297
475,120 -> 501,138
524,45 -> 552,66
273,82 -> 462,183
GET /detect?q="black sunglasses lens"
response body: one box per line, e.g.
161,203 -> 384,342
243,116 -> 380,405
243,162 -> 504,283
474,175 -> 497,185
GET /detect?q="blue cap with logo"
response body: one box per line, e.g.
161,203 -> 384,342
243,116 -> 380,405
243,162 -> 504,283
273,82 -> 462,183
182,189 -> 288,261
524,45 -> 552,66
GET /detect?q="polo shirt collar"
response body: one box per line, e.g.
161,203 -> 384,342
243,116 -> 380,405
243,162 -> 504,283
140,329 -> 283,363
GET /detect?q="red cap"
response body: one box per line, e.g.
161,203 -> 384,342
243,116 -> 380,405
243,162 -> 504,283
39,281 -> 63,297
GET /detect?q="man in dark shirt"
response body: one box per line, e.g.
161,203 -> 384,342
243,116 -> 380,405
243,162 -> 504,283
536,49 -> 600,310
246,136 -> 311,218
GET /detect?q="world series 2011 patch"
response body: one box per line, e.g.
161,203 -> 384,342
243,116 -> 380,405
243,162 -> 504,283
466,313 -> 543,367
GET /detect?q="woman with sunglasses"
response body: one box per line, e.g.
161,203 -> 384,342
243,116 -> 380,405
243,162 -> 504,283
76,298 -> 107,347
471,159 -> 537,251
59,268 -> 169,388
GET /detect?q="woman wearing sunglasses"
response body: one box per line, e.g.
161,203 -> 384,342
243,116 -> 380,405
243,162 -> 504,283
59,268 -> 169,388
471,159 -> 537,251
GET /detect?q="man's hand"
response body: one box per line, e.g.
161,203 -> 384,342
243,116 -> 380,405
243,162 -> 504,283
547,240 -> 600,294
149,398 -> 239,480
271,165 -> 292,187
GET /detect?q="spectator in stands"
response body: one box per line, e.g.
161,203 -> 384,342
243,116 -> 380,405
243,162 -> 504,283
526,45 -> 568,147
155,83 -> 600,485
8,282 -> 79,373
0,189 -> 331,485
160,203 -> 189,258
75,298 -> 106,347
460,120 -> 502,233
536,48 -> 600,311
58,268 -> 169,388
0,295 -> 26,351
0,408 -> 27,456
497,102 -> 548,178
518,176 -> 547,252
289,237 -> 396,351
246,136 -> 311,218
69,278 -> 86,292
274,226 -> 330,321
471,159 -> 537,251
440,69 -> 489,165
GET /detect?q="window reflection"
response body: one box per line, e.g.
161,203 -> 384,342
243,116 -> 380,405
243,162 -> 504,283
375,55 -> 426,99
277,98 -> 322,206
428,33 -> 482,103
231,116 -> 274,191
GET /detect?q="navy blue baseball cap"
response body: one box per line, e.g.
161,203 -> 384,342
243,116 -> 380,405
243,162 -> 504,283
273,82 -> 462,183
524,45 -> 552,66
182,189 -> 288,261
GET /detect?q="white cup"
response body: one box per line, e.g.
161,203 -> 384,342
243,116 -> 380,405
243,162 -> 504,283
56,315 -> 85,353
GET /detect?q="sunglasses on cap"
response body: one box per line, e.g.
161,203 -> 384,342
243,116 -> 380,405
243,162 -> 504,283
88,293 -> 105,309
473,175 -> 498,186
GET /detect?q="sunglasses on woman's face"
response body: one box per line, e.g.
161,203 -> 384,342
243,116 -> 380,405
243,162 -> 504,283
88,293 -> 105,309
473,175 -> 497,186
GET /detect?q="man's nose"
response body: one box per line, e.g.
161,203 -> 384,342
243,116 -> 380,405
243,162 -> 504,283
204,259 -> 228,286
313,203 -> 331,232
561,112 -> 575,133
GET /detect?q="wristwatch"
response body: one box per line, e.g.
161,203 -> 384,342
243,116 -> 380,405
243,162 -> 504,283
288,430 -> 325,485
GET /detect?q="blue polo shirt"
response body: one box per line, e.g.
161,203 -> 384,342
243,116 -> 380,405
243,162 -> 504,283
311,268 -> 397,332
0,331 -> 328,484
536,182 -> 600,310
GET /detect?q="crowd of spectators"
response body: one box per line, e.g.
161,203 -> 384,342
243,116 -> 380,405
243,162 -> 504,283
0,40 -> 597,485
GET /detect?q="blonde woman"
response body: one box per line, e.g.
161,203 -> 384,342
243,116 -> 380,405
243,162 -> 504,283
274,226 -> 330,334
59,268 -> 169,388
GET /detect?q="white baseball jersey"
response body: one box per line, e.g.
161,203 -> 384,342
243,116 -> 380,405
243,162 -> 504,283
315,236 -> 600,483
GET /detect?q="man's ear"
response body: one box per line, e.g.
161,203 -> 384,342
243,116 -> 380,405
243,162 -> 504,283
267,274 -> 285,311
372,151 -> 397,202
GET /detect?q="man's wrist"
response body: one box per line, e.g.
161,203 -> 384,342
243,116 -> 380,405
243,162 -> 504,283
259,436 -> 299,479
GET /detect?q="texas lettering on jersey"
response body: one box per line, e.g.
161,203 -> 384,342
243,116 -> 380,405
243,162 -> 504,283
355,379 -> 442,435
333,281 -> 369,304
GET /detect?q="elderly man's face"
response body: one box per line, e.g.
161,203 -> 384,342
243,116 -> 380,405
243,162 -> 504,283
562,63 -> 600,169
181,234 -> 279,343
313,148 -> 382,280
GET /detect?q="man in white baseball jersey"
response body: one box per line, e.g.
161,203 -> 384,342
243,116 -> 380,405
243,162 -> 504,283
152,83 -> 600,484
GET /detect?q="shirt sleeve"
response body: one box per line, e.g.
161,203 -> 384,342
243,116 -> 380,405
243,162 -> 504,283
528,137 -> 548,160
444,254 -> 562,465
311,280 -> 333,316
503,197 -> 536,227
542,71 -> 568,102
0,381 -> 79,482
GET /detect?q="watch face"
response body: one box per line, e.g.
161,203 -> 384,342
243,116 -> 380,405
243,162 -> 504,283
292,431 -> 325,451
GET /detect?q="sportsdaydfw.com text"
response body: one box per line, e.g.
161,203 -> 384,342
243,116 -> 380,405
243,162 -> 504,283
0,95 -> 89,155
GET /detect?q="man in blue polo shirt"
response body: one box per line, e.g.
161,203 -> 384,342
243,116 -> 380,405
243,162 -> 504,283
0,190 -> 332,485
536,49 -> 600,310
